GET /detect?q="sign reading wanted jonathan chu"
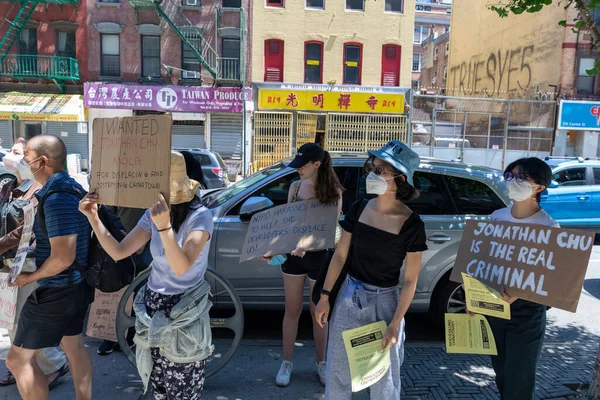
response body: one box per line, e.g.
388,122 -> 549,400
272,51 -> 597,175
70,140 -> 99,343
91,115 -> 172,209
450,221 -> 594,313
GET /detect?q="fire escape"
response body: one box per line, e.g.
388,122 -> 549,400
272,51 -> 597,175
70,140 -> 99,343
126,0 -> 245,85
0,0 -> 80,92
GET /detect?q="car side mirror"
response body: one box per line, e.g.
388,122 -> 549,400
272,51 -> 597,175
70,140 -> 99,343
239,197 -> 274,222
549,180 -> 559,189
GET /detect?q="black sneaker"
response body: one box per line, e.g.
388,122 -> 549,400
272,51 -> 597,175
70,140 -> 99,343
97,341 -> 117,356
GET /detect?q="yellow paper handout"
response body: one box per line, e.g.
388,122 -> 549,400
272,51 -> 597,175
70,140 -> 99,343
445,313 -> 498,355
462,272 -> 511,320
342,321 -> 391,392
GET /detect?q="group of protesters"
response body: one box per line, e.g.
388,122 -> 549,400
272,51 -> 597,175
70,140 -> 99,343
0,133 -> 556,400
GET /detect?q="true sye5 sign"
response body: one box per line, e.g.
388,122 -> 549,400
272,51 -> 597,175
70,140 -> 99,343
450,221 -> 594,312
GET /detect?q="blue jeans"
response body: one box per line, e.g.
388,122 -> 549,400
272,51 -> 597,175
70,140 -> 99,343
325,276 -> 405,400
487,300 -> 547,400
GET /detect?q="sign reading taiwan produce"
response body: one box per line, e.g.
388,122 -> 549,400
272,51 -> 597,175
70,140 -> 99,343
240,199 -> 338,262
450,221 -> 594,312
91,115 -> 172,209
84,83 -> 251,113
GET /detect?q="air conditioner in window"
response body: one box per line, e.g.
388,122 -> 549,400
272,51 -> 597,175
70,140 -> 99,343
184,0 -> 198,6
183,71 -> 200,79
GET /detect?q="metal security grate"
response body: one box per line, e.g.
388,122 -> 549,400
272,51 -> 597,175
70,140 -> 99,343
326,113 -> 407,153
252,111 -> 293,170
296,112 -> 318,148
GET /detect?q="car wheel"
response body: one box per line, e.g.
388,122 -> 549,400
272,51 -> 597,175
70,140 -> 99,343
430,273 -> 466,328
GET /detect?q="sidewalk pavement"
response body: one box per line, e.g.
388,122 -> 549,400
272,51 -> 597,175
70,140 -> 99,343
0,335 -> 596,399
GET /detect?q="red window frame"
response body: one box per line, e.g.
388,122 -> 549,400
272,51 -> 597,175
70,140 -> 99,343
266,0 -> 283,7
264,39 -> 284,82
381,44 -> 401,86
304,41 -> 324,84
343,42 -> 363,85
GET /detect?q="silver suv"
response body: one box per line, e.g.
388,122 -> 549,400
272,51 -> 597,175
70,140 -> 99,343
201,155 -> 509,326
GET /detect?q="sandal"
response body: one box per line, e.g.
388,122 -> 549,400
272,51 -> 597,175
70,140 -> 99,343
0,371 -> 15,386
48,363 -> 70,390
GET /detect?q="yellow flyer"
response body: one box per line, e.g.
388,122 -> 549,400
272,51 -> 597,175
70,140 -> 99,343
462,272 -> 511,320
445,313 -> 498,355
342,321 -> 391,392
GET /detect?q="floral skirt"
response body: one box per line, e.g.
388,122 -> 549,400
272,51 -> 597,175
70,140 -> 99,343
144,288 -> 207,400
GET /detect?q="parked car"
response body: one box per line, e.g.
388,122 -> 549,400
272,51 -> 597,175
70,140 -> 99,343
174,148 -> 229,189
541,156 -> 600,231
0,148 -> 16,187
201,154 -> 509,326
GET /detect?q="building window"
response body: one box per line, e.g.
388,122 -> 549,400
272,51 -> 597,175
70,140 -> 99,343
577,58 -> 596,95
443,65 -> 447,80
264,39 -> 284,82
100,34 -> 120,77
346,0 -> 364,11
222,38 -> 241,80
304,41 -> 323,83
434,46 -> 439,60
412,80 -> 420,92
445,41 -> 449,55
223,0 -> 241,6
381,44 -> 400,86
412,53 -> 421,72
182,0 -> 199,6
267,0 -> 283,7
413,25 -> 428,44
19,28 -> 37,55
306,0 -> 324,9
56,31 -> 76,58
343,43 -> 362,85
432,71 -> 437,85
385,0 -> 402,12
182,37 -> 201,79
142,35 -> 161,78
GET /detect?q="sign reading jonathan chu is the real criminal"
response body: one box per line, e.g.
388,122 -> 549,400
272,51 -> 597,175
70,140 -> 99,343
450,221 -> 594,313
91,115 -> 172,209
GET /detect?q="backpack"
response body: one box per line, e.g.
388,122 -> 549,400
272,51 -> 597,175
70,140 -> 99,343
37,183 -> 138,293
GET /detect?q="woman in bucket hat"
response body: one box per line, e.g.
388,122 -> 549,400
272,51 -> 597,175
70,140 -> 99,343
315,140 -> 427,399
79,151 -> 214,400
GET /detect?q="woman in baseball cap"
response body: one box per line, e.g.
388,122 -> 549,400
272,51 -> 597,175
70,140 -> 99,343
315,140 -> 427,399
270,142 -> 342,388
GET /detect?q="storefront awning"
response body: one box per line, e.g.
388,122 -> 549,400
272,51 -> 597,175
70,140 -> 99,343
0,92 -> 85,122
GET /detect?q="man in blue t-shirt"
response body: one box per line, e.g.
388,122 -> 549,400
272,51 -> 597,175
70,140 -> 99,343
6,135 -> 93,400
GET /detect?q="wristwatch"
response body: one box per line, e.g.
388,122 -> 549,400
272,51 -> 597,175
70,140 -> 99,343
320,289 -> 331,297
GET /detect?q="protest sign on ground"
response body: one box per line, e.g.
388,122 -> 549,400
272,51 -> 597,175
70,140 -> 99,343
86,288 -> 133,342
91,115 -> 172,209
450,221 -> 594,312
240,199 -> 338,262
0,272 -> 17,330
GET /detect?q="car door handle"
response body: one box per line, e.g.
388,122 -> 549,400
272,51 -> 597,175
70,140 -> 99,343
578,195 -> 590,201
428,234 -> 452,243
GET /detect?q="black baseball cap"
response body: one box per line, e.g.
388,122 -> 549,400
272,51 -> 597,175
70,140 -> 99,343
288,143 -> 325,168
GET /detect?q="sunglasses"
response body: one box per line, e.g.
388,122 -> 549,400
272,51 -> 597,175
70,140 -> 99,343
503,172 -> 529,182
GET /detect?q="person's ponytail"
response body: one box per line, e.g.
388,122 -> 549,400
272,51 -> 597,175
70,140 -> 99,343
315,151 -> 343,205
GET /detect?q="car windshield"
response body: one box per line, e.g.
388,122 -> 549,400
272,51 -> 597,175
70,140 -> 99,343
202,162 -> 288,208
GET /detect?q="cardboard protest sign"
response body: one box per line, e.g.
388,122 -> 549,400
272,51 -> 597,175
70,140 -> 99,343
450,221 -> 594,312
86,288 -> 133,342
0,273 -> 17,330
91,115 -> 172,209
7,203 -> 34,284
240,199 -> 338,262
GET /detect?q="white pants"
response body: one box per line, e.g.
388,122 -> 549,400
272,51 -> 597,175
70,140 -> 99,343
7,261 -> 67,375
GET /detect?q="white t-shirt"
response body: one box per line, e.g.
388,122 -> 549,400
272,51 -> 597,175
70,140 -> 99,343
491,206 -> 560,228
138,206 -> 214,295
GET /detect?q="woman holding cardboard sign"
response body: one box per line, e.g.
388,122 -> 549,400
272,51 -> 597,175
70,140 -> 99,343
79,151 -> 214,400
314,141 -> 427,400
482,157 -> 558,400
266,143 -> 342,388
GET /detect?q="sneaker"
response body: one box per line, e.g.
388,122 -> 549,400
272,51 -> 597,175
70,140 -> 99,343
276,360 -> 293,387
97,340 -> 117,356
316,361 -> 326,386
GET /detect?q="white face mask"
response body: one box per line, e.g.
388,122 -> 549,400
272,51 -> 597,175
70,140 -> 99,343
3,152 -> 22,173
16,158 -> 34,181
366,171 -> 390,195
508,180 -> 534,202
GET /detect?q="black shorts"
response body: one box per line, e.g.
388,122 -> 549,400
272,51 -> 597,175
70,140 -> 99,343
281,250 -> 332,281
13,282 -> 93,349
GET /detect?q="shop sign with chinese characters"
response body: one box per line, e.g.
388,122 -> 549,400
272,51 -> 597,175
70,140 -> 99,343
258,90 -> 405,114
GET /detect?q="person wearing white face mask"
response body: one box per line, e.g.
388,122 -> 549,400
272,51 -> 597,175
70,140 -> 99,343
314,141 -> 427,400
0,140 -> 69,390
472,158 -> 558,400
